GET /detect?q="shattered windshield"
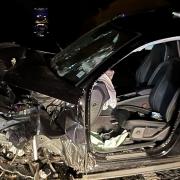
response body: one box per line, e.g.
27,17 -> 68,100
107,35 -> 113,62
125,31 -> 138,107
51,25 -> 138,84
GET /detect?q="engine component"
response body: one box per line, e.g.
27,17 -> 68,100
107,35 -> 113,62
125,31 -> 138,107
0,89 -> 95,178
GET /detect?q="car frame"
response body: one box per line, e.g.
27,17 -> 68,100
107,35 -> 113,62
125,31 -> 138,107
1,7 -> 180,179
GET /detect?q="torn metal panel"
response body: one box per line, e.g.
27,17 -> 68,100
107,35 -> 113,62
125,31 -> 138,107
35,135 -> 96,173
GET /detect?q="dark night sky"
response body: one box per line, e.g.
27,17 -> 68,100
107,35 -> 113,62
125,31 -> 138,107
0,0 -> 176,51
0,0 -> 113,50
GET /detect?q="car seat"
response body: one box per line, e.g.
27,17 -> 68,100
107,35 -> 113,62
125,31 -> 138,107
117,58 -> 180,142
90,81 -> 110,132
90,80 -> 129,136
118,41 -> 180,108
136,41 -> 179,87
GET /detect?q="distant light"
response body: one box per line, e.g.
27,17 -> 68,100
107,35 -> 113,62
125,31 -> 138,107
172,12 -> 180,18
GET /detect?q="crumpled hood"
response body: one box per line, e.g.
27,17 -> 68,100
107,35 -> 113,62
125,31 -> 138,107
4,60 -> 83,104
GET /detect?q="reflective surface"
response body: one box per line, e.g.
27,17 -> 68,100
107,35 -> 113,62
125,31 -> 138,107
51,25 -> 137,84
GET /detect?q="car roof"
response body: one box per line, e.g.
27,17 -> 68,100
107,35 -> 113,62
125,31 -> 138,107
111,8 -> 180,39
77,8 -> 180,87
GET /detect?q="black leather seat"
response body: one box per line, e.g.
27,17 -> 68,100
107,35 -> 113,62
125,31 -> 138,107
136,41 -> 180,87
118,41 -> 180,108
118,58 -> 180,142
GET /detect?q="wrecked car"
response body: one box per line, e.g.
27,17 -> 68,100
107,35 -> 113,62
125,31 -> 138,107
0,7 -> 180,179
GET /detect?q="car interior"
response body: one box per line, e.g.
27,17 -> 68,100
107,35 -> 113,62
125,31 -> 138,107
0,40 -> 180,155
90,40 -> 180,153
117,41 -> 180,108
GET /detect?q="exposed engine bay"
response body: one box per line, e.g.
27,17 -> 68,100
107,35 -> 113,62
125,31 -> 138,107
0,82 -> 94,179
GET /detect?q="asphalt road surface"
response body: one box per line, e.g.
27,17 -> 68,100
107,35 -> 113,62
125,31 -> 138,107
110,169 -> 180,179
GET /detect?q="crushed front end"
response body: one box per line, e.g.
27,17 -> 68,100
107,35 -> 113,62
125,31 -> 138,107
0,83 -> 95,179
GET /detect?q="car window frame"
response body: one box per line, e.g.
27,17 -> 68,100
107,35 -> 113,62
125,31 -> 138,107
85,36 -> 180,155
